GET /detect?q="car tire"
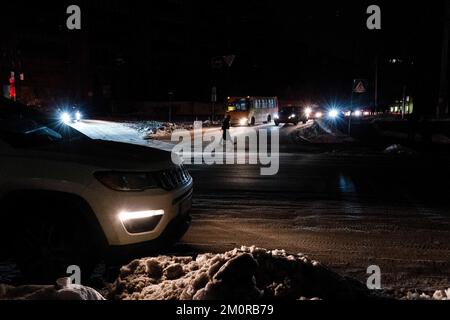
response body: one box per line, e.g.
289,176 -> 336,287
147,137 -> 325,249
251,117 -> 256,126
12,202 -> 97,284
267,115 -> 272,123
275,121 -> 280,126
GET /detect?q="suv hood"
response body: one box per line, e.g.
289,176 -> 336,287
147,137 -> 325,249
24,139 -> 176,171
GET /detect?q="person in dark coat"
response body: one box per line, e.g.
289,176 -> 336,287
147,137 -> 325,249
221,115 -> 232,145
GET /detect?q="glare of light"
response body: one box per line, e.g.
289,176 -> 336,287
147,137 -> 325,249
119,210 -> 164,222
274,114 -> 279,119
315,112 -> 323,119
289,114 -> 296,119
239,118 -> 248,126
329,109 -> 339,119
354,110 -> 362,117
75,111 -> 82,121
61,112 -> 71,124
344,111 -> 351,117
304,107 -> 312,116
363,111 -> 370,116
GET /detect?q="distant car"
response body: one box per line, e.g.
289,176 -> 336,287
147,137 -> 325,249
58,107 -> 83,124
0,98 -> 193,282
274,106 -> 308,126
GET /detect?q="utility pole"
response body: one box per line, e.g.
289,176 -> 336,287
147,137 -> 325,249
438,1 -> 450,118
168,91 -> 174,122
402,84 -> 407,120
211,86 -> 217,121
374,55 -> 379,114
348,91 -> 354,135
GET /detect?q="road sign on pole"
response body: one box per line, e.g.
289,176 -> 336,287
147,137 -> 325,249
223,55 -> 236,68
353,79 -> 368,94
211,86 -> 217,103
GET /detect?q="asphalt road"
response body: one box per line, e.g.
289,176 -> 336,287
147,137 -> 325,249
73,119 -> 450,292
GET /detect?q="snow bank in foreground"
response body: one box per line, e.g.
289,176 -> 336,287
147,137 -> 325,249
109,246 -> 371,300
402,289 -> 450,300
0,278 -> 105,300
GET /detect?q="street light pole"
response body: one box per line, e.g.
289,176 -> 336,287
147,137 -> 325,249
375,55 -> 379,114
168,91 -> 174,122
348,91 -> 354,135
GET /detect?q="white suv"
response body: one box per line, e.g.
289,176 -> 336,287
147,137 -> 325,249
0,99 -> 193,283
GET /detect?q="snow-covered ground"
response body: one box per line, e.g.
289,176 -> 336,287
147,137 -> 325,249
71,120 -> 174,152
126,120 -> 222,140
292,120 -> 355,144
2,247 -> 448,300
0,279 -> 105,300
108,246 -> 371,301
6,118 -> 440,300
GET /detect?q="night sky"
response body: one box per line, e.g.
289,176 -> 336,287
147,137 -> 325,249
0,1 -> 447,113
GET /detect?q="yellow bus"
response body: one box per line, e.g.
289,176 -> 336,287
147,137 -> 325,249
225,96 -> 279,126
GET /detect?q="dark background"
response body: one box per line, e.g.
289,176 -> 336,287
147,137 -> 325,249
0,1 -> 447,115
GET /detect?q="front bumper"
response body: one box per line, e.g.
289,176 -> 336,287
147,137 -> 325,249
105,210 -> 191,263
83,178 -> 193,247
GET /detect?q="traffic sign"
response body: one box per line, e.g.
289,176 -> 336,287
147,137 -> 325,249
353,79 -> 367,94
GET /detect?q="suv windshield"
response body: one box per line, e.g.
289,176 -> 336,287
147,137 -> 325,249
280,107 -> 296,114
0,118 -> 63,148
0,99 -> 87,149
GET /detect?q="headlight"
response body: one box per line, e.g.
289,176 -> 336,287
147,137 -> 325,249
61,112 -> 71,124
94,172 -> 158,191
75,111 -> 82,121
274,114 -> 279,119
239,118 -> 248,126
315,112 -> 323,118
304,108 -> 312,116
328,109 -> 339,119
354,110 -> 362,117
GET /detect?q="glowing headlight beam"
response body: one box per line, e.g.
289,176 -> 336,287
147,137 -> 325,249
119,210 -> 165,222
328,109 -> 339,119
61,112 -> 71,124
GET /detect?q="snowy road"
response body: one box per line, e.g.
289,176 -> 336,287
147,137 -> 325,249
71,119 -> 450,292
71,120 -> 175,152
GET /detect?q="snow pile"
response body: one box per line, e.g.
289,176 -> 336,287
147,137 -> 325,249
295,122 -> 354,144
127,121 -> 192,140
125,121 -> 163,138
402,289 -> 450,300
383,144 -> 417,156
109,246 -> 371,301
128,120 -> 221,140
0,278 -> 105,300
432,134 -> 450,144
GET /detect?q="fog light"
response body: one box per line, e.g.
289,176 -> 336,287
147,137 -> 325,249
119,210 -> 164,222
119,210 -> 164,234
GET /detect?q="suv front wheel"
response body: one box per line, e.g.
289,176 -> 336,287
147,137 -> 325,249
11,199 -> 97,284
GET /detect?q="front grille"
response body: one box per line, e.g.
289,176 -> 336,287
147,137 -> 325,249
153,166 -> 192,191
